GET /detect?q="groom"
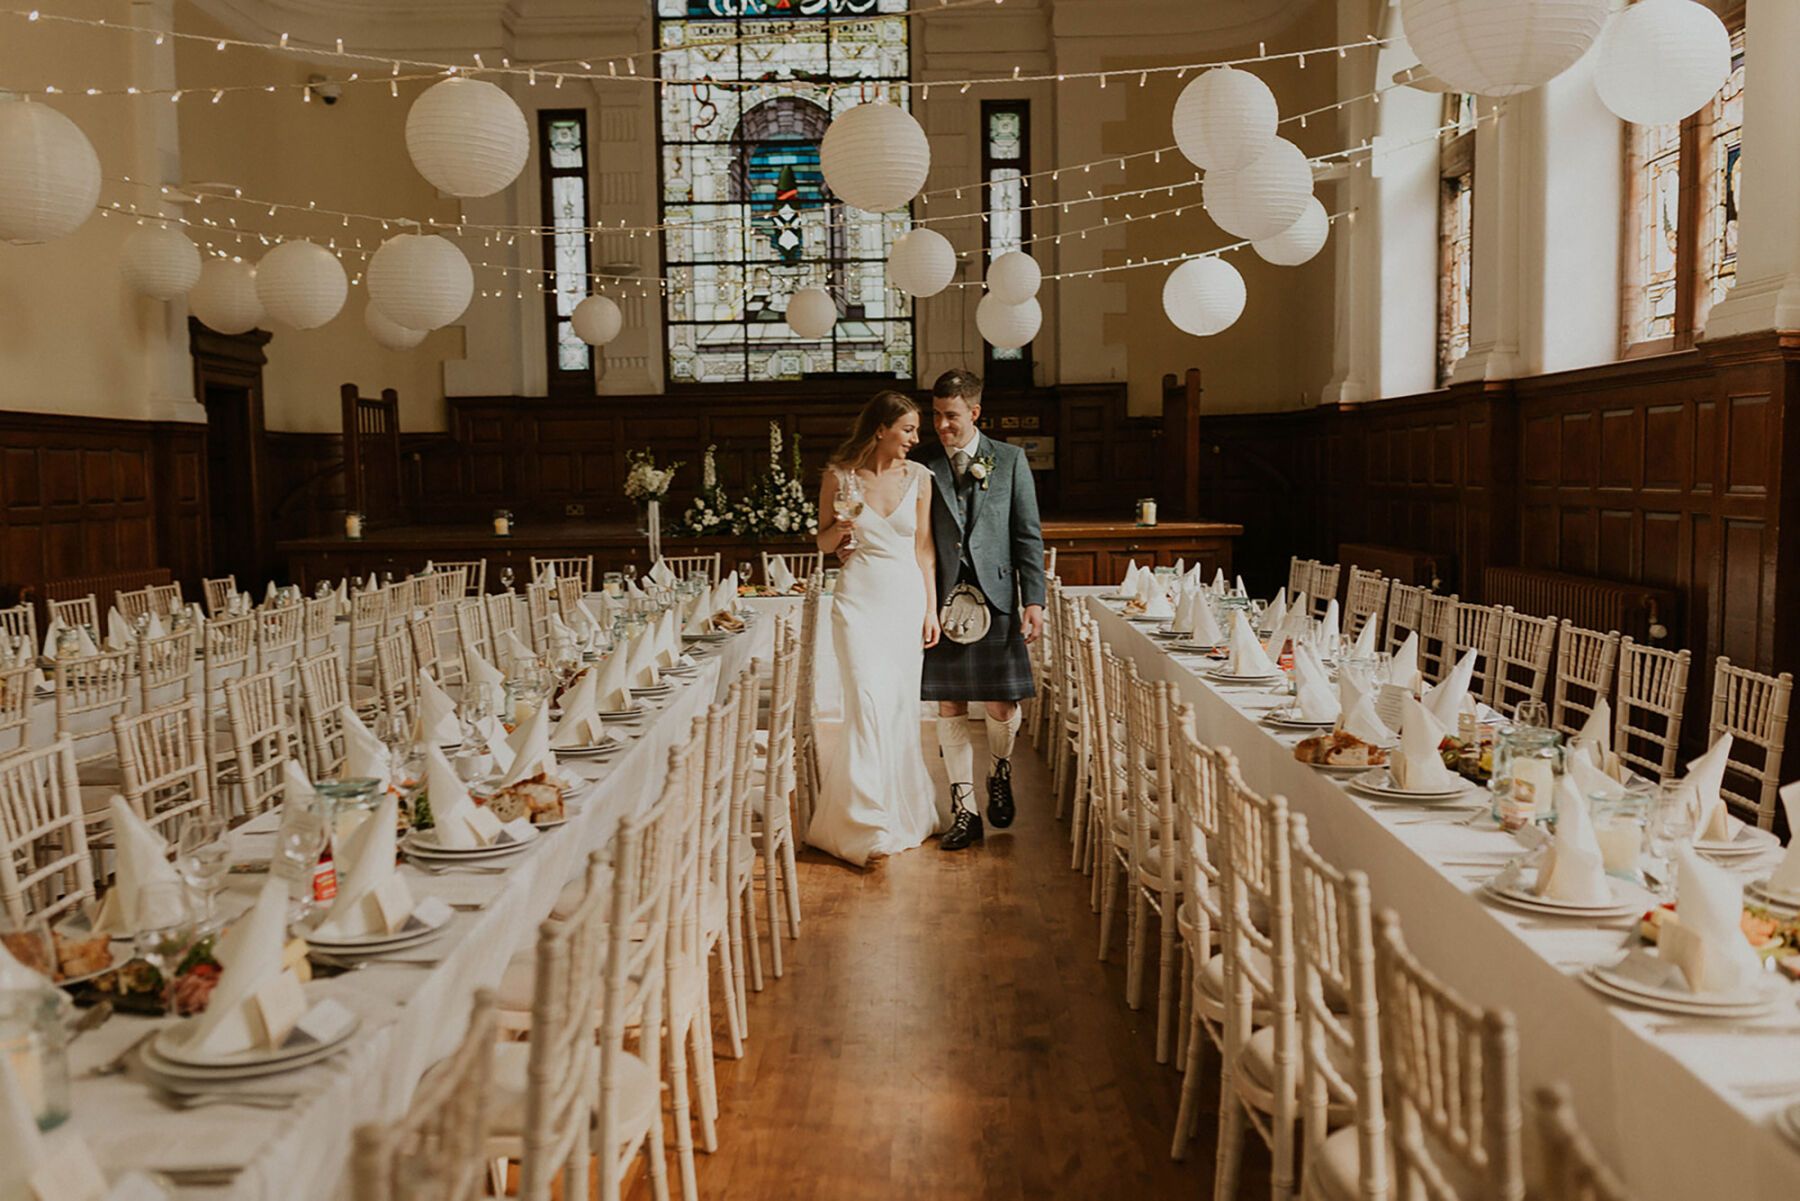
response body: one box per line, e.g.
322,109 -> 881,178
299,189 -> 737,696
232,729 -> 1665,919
918,368 -> 1046,850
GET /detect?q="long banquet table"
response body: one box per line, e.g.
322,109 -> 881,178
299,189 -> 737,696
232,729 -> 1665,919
49,611 -> 773,1198
1082,590 -> 1800,1201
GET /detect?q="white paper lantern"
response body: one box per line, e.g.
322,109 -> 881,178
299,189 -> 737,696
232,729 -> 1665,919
120,224 -> 201,299
1593,0 -> 1731,127
364,302 -> 426,351
0,100 -> 101,244
572,294 -> 623,346
405,78 -> 530,198
986,251 -> 1042,305
786,287 -> 838,339
1202,137 -> 1313,242
188,259 -> 265,336
1401,0 -> 1608,97
1252,197 -> 1330,267
367,234 -> 473,331
1163,257 -> 1246,337
1171,67 -> 1279,173
887,228 -> 957,298
819,103 -> 931,214
254,240 -> 347,329
976,294 -> 1041,350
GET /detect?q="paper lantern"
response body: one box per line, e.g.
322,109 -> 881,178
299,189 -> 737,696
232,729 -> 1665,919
1252,197 -> 1331,267
1593,0 -> 1731,127
188,259 -> 264,336
819,102 -> 931,214
121,224 -> 201,299
404,78 -> 530,198
254,240 -> 347,329
786,287 -> 838,339
1171,67 -> 1279,173
1202,137 -> 1313,241
975,294 -> 1040,350
1163,257 -> 1245,337
572,294 -> 623,346
0,101 -> 101,244
1401,0 -> 1608,97
887,228 -> 956,298
364,302 -> 426,351
986,251 -> 1041,305
366,234 -> 473,331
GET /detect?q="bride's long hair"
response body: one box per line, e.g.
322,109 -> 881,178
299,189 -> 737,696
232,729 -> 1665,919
827,390 -> 919,472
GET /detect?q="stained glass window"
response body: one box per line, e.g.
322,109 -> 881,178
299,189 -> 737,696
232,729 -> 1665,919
1701,28 -> 1745,323
983,101 -> 1030,380
1437,94 -> 1474,387
539,111 -> 592,377
1633,121 -> 1683,342
656,0 -> 913,385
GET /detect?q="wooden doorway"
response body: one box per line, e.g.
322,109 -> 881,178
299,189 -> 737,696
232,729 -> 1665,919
190,321 -> 273,584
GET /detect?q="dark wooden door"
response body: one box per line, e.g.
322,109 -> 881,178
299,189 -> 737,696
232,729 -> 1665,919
202,384 -> 258,582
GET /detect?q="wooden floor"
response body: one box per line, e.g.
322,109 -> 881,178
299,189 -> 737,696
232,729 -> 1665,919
621,737 -> 1270,1201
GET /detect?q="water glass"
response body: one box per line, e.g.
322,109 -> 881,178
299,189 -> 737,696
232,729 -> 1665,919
499,566 -> 515,592
0,985 -> 70,1131
272,802 -> 329,912
1644,781 -> 1698,900
176,816 -> 230,927
736,560 -> 754,585
132,881 -> 197,999
1489,724 -> 1563,830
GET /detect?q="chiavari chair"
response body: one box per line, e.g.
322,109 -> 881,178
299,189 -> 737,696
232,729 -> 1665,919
373,630 -> 418,736
112,697 -> 215,843
1044,545 -> 1058,576
1551,623 -> 1620,740
1170,713 -> 1233,1161
661,552 -> 722,585
347,586 -> 389,689
1532,1084 -> 1635,1201
296,651 -> 351,780
148,582 -> 184,616
1343,567 -> 1388,643
48,593 -> 100,638
223,668 -> 294,822
524,582 -> 555,655
750,620 -> 802,976
302,595 -> 337,657
256,601 -> 306,691
426,565 -> 469,606
1026,576 -> 1058,754
201,612 -> 258,774
0,602 -> 37,653
138,628 -> 196,711
1614,638 -> 1691,782
454,599 -> 492,684
760,550 -> 821,590
1383,582 -> 1425,658
1094,647 -> 1136,943
725,667 -> 764,1020
1287,556 -> 1314,598
352,990 -> 497,1201
1289,814 -> 1387,1201
114,586 -> 156,625
202,576 -> 238,618
1122,672 -> 1182,1062
0,665 -> 35,754
552,576 -> 584,630
1308,562 -> 1341,619
485,591 -> 521,658
1450,600 -> 1503,697
790,573 -> 824,837
1416,592 -> 1459,684
663,717 -> 722,1201
0,738 -> 94,926
1709,657 -> 1794,830
54,650 -> 135,809
407,612 -> 444,684
1373,910 -> 1523,1201
1492,607 -> 1558,715
1061,597 -> 1096,872
699,691 -> 746,1057
431,559 -> 486,597
528,555 -> 593,592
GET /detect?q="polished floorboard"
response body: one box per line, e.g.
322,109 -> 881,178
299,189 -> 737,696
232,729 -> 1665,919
614,735 -> 1271,1200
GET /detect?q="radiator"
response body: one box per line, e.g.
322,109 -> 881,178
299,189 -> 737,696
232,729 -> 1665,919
1338,543 -> 1450,590
1482,567 -> 1677,645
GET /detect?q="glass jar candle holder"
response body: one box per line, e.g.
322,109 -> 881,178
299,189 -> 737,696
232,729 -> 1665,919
344,510 -> 365,540
603,571 -> 623,598
492,509 -> 514,538
1591,789 -> 1652,880
1136,497 -> 1158,526
313,777 -> 383,847
1489,725 -> 1564,830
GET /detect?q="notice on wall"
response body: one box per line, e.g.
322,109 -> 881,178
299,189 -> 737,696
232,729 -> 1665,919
1006,435 -> 1055,471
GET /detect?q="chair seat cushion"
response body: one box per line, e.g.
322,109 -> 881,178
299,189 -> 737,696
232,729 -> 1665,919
1235,1025 -> 1356,1115
488,1041 -> 659,1146
1304,1127 -> 1365,1201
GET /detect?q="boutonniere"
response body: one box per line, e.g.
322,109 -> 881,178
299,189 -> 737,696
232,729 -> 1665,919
970,452 -> 996,489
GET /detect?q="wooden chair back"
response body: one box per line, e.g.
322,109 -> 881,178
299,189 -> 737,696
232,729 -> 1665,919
1551,623 -> 1620,740
148,582 -> 183,616
1171,703 -> 1231,1022
553,576 -> 583,623
223,668 -> 294,821
662,553 -> 723,585
297,651 -> 351,780
1532,1084 -> 1634,1201
302,596 -> 337,656
373,631 -> 417,736
348,587 -> 389,680
1709,657 -> 1794,830
1374,911 -> 1523,1201
1308,562 -> 1342,618
256,602 -> 305,673
112,698 -> 215,842
529,555 -> 593,592
53,651 -> 135,775
48,593 -> 100,637
138,629 -> 197,711
1493,607 -> 1558,716
485,592 -> 520,651
1288,556 -> 1313,599
203,576 -> 237,618
1614,639 -> 1691,782
0,666 -> 35,754
1122,673 -> 1176,903
431,560 -> 486,597
1450,601 -> 1503,697
1415,592 -> 1459,684
1344,568 -> 1388,642
115,586 -> 157,625
1384,583 -> 1425,657
454,600 -> 492,684
0,603 -> 37,653
760,551 -> 822,590
525,583 -> 555,655
0,738 -> 93,925
407,613 -> 443,683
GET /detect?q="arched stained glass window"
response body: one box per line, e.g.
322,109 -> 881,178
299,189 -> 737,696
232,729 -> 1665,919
657,0 -> 915,385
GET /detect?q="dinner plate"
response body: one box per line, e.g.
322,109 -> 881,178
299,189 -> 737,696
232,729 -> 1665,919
146,1019 -> 360,1079
400,831 -> 535,859
689,630 -> 737,642
1747,877 -> 1800,910
553,743 -> 623,759
1171,643 -> 1225,654
1264,711 -> 1336,730
1480,879 -> 1642,918
597,705 -> 645,720
1310,759 -> 1387,776
1694,825 -> 1780,858
303,904 -> 453,952
153,1012 -> 360,1070
630,683 -> 674,696
1125,613 -> 1170,624
1347,769 -> 1468,801
1204,668 -> 1283,685
305,923 -> 443,957
1583,960 -> 1781,1016
1148,629 -> 1185,640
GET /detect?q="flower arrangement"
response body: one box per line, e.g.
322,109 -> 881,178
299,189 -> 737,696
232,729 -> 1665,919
730,421 -> 818,540
623,448 -> 682,503
671,444 -> 734,536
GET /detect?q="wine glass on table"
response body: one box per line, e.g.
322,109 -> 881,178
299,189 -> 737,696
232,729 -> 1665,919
133,882 -> 197,1005
834,472 -> 865,554
176,815 -> 231,930
736,560 -> 754,588
499,566 -> 515,593
622,563 -> 639,589
1644,780 -> 1698,901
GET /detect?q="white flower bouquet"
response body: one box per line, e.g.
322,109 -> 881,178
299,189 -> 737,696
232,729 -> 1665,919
623,448 -> 682,502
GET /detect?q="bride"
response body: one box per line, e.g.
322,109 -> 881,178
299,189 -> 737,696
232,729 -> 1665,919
806,391 -> 948,867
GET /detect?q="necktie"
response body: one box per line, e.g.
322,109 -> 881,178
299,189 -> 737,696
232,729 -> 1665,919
952,449 -> 971,479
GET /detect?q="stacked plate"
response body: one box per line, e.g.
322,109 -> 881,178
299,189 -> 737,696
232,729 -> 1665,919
1480,877 -> 1642,920
304,905 -> 452,957
1347,769 -> 1468,804
141,1014 -> 361,1086
553,738 -> 623,761
1171,642 -> 1224,654
1265,708 -> 1335,731
1696,825 -> 1780,860
1204,666 -> 1283,685
1747,876 -> 1800,912
689,630 -> 737,642
400,829 -> 535,864
1582,954 -> 1782,1017
631,682 -> 675,697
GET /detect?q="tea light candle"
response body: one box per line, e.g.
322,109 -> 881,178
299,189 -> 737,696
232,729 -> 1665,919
1592,815 -> 1643,875
344,512 -> 363,540
493,513 -> 511,537
1512,757 -> 1555,819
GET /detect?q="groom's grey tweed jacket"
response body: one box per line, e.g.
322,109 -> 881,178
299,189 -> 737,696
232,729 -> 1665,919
914,434 -> 1046,615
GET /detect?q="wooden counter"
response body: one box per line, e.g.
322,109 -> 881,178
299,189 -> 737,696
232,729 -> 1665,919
277,519 -> 1239,590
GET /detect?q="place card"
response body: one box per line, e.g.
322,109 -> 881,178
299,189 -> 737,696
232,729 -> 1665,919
294,998 -> 357,1047
30,1133 -> 107,1201
464,804 -> 504,845
498,817 -> 537,845
372,874 -> 417,934
253,969 -> 308,1049
1607,947 -> 1686,992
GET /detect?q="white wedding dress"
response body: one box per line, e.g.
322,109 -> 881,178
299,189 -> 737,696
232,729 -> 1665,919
807,461 -> 946,866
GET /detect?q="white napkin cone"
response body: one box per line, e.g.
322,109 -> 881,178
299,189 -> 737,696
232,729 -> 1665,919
1764,782 -> 1800,897
1172,558 -> 1185,577
1212,569 -> 1227,595
502,704 -> 558,785
1226,611 -> 1277,677
146,610 -> 166,639
624,576 -> 647,600
106,607 -> 134,652
649,558 -> 677,588
364,573 -> 378,592
1188,595 -> 1224,646
1117,560 -> 1139,595
499,630 -> 537,676
1663,848 -> 1765,995
1168,587 -> 1196,635
1534,776 -> 1613,905
1235,575 -> 1247,596
1567,751 -> 1626,803
1422,647 -> 1477,732
1391,698 -> 1456,791
769,558 -> 797,593
1141,584 -> 1175,621
0,1053 -> 47,1197
655,608 -> 687,669
1275,594 -> 1311,645
1570,698 -> 1612,765
92,796 -> 185,936
722,571 -> 742,611
1351,616 -> 1379,658
1341,693 -> 1396,746
1258,589 -> 1288,638
335,580 -> 351,617
424,745 -> 496,848
594,647 -> 632,712
1684,734 -> 1741,843
315,795 -> 410,939
573,599 -> 606,637
264,580 -> 277,603
535,565 -> 556,589
479,715 -> 516,774
1387,632 -> 1421,690
413,670 -> 461,746
551,668 -> 608,748
1319,599 -> 1340,648
183,879 -> 296,1057
1293,647 -> 1338,723
624,628 -> 661,689
341,710 -> 392,792
466,649 -> 505,710
683,598 -> 713,636
548,612 -> 579,649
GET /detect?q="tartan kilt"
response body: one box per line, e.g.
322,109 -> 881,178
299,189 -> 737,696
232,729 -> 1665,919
921,604 -> 1036,702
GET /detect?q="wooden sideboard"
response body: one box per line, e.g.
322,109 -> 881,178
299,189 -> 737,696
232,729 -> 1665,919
278,518 -> 1240,591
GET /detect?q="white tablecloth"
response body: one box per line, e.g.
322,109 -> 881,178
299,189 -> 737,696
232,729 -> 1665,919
1083,591 -> 1800,1201
54,616 -> 771,1198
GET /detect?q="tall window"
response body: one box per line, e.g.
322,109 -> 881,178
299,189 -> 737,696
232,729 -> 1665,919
1623,21 -> 1744,351
1436,93 -> 1475,387
983,100 -> 1031,386
656,0 -> 914,384
539,110 -> 592,382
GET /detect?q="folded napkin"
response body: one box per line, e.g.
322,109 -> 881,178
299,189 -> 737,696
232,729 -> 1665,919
183,879 -> 304,1057
1319,599 -> 1341,648
624,576 -> 647,600
535,565 -> 556,590
1118,560 -> 1140,595
1226,611 -> 1277,677
1764,782 -> 1800,897
1141,583 -> 1175,621
1258,588 -> 1288,638
1350,616 -> 1379,658
683,598 -> 714,637
1683,734 -> 1740,843
548,612 -> 579,649
1134,567 -> 1161,607
413,669 -> 461,746
425,745 -> 501,848
721,571 -> 741,612
280,759 -> 316,816
552,667 -> 608,748
1571,698 -> 1619,774
363,573 -> 377,591
1387,632 -> 1421,691
342,709 -> 392,792
1567,751 -> 1626,803
1391,698 -> 1456,791
649,558 -> 677,588
91,796 -> 185,936
502,703 -> 557,785
1234,575 -> 1247,596
625,628 -> 661,689
315,795 -> 412,938
478,715 -> 516,774
1167,587 -> 1196,636
1293,646 -> 1338,723
265,580 -> 277,603
146,609 -> 166,639
1185,594 -> 1224,646
335,579 -> 351,617
1274,593 -> 1311,645
106,607 -> 135,651
1422,647 -> 1477,732
499,630 -> 537,677
1172,558 -> 1185,578
655,609 -> 689,670
466,648 -> 505,708
42,619 -> 99,658
1534,775 -> 1613,905
1212,569 -> 1227,595
573,598 -> 607,637
1340,692 -> 1396,746
1661,848 -> 1764,995
594,647 -> 632,712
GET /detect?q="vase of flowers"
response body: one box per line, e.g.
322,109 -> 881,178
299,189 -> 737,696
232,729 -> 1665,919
672,444 -> 734,537
731,422 -> 819,543
624,449 -> 682,535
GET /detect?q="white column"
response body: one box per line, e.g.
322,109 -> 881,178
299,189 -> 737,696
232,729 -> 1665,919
1698,0 -> 1800,339
1449,95 -> 1526,384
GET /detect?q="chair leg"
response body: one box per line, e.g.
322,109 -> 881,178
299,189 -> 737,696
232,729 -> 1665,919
641,1122 -> 671,1201
692,994 -> 720,1152
712,940 -> 744,1060
779,833 -> 801,936
1155,905 -> 1179,1064
1213,1073 -> 1247,1201
1097,853 -> 1122,961
763,854 -> 785,978
668,1011 -> 699,1201
1170,1002 -> 1210,1160
744,882 -> 765,996
1125,882 -> 1147,1010
726,893 -> 750,1027
1175,942 -> 1193,1065
565,1109 -> 592,1201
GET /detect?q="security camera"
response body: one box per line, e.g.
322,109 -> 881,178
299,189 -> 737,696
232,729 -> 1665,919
307,75 -> 343,105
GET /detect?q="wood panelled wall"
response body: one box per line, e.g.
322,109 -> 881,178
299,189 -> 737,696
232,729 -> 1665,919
0,411 -> 208,604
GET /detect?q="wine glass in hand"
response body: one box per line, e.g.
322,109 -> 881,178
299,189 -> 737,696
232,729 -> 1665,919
834,472 -> 865,553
